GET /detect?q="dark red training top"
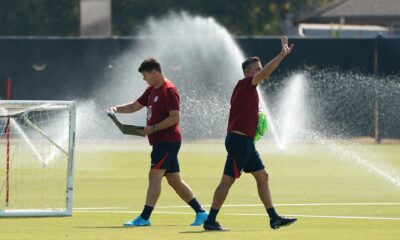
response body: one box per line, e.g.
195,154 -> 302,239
137,80 -> 181,145
227,76 -> 259,139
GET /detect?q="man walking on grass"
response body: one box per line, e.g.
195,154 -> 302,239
109,58 -> 208,227
203,36 -> 297,231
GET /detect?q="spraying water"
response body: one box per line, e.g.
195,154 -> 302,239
90,12 -> 246,139
267,70 -> 400,188
79,12 -> 286,142
257,73 -> 307,150
277,74 -> 306,150
258,89 -> 283,147
77,12 -> 400,189
303,129 -> 400,187
0,108 -> 45,163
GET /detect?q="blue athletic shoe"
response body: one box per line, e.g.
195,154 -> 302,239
123,216 -> 151,227
191,211 -> 208,226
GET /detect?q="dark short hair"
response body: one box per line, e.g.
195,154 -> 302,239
242,56 -> 260,74
138,57 -> 162,73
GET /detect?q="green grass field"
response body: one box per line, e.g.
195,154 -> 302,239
1,140 -> 400,240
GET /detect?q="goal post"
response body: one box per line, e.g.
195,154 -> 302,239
0,100 -> 76,217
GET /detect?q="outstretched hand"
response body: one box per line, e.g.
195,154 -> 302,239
107,106 -> 117,113
280,36 -> 294,57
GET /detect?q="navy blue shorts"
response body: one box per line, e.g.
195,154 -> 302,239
223,132 -> 265,178
151,142 -> 181,173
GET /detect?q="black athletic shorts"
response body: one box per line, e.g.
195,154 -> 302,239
223,132 -> 265,178
151,141 -> 181,173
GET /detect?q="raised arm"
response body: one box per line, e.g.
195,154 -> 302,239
251,36 -> 294,86
110,101 -> 144,113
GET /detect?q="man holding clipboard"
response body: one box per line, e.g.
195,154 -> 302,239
106,109 -> 145,136
108,58 -> 208,227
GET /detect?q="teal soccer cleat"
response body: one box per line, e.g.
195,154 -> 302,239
190,211 -> 209,226
123,216 -> 151,227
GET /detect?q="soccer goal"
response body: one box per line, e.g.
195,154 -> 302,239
0,100 -> 76,217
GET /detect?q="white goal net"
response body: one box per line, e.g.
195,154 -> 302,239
0,100 -> 76,217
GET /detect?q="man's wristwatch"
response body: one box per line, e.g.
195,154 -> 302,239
152,124 -> 158,132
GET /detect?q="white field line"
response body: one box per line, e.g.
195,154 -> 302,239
229,213 -> 400,221
74,202 -> 400,210
74,202 -> 400,221
75,207 -> 130,210
156,202 -> 400,209
73,210 -> 400,221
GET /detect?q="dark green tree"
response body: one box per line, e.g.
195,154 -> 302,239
0,0 -> 331,36
113,0 -> 333,36
0,0 -> 79,36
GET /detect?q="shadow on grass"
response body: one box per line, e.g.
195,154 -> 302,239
180,229 -> 231,234
77,224 -> 180,229
180,228 -> 267,234
179,230 -> 205,234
